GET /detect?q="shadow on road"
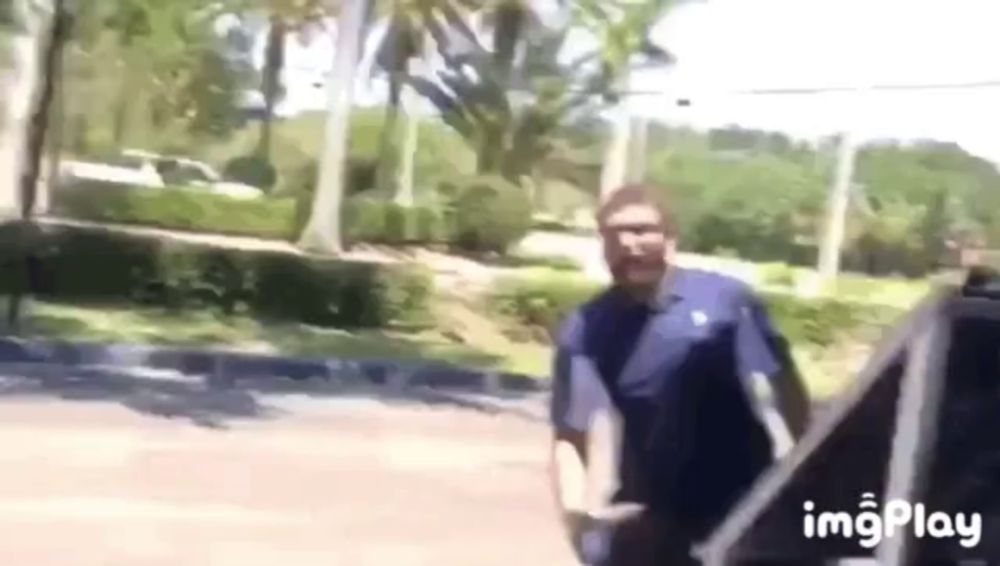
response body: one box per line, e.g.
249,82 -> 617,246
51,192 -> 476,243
0,362 -> 548,429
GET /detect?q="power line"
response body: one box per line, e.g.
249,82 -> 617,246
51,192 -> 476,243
618,79 -> 1000,98
490,78 -> 1000,100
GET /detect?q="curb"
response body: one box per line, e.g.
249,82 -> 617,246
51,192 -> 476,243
0,337 -> 549,397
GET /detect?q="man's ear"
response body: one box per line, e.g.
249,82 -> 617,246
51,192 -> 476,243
664,238 -> 678,260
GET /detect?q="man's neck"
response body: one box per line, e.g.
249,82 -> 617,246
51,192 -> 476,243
621,282 -> 658,305
617,265 -> 675,307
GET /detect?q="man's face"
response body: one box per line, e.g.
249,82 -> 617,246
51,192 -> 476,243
600,202 -> 675,290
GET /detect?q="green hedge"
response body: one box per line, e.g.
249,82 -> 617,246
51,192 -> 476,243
757,291 -> 904,348
490,273 -> 907,348
53,183 -> 297,240
342,198 -> 449,245
0,225 -> 433,328
447,175 -> 533,253
490,274 -> 602,333
223,155 -> 278,191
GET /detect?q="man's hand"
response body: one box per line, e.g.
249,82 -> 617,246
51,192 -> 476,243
563,504 -> 647,564
563,509 -> 596,563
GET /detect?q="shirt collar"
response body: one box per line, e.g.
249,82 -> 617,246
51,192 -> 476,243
610,265 -> 688,313
650,265 -> 687,312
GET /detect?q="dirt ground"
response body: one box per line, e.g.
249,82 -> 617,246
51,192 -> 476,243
0,391 -> 575,566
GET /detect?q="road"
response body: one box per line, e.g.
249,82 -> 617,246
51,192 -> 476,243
0,369 -> 575,566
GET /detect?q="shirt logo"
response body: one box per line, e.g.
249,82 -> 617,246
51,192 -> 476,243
691,310 -> 708,327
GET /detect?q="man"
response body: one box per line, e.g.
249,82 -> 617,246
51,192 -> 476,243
549,184 -> 811,565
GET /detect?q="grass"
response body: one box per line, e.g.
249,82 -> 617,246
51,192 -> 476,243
471,250 -> 580,272
21,300 -> 551,377
6,238 -> 944,394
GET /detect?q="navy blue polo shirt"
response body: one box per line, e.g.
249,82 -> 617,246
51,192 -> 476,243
551,267 -> 791,538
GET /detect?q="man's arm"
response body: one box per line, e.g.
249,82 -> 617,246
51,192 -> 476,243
551,426 -> 591,531
549,339 -> 612,560
767,350 -> 811,441
736,289 -> 812,446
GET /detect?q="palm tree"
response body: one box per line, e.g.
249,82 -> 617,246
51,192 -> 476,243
570,0 -> 676,196
407,16 -> 604,181
256,0 -> 330,159
2,0 -> 71,328
473,0 -> 539,174
371,0 -> 478,205
298,0 -> 369,254
0,0 -> 46,223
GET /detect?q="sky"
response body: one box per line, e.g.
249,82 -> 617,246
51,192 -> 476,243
248,0 -> 1000,164
631,0 -> 1000,161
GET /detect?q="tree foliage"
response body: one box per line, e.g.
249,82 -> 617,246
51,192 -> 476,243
62,0 -> 251,154
409,0 -> 674,181
647,128 -> 1000,275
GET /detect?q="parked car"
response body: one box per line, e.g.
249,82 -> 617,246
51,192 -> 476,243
59,149 -> 264,200
59,152 -> 164,189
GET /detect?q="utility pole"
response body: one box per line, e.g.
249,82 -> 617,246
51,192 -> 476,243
817,129 -> 857,282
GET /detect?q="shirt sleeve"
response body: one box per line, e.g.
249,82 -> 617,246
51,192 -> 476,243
550,312 -> 612,432
734,288 -> 791,382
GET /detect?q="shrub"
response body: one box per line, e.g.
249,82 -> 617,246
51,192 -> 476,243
343,198 -> 387,243
3,224 -> 433,328
415,206 -> 448,243
383,203 -> 411,243
281,160 -> 318,197
53,183 -> 297,240
223,155 -> 278,191
758,291 -> 905,348
448,175 -> 533,253
285,159 -> 398,238
340,198 -> 447,246
383,202 -> 447,244
759,262 -> 798,288
490,273 -> 602,334
827,272 -> 931,308
489,273 -> 906,350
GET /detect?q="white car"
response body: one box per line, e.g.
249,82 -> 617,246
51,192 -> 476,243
60,150 -> 264,200
60,153 -> 164,189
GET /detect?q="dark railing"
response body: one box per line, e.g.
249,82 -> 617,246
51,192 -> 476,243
697,267 -> 1000,565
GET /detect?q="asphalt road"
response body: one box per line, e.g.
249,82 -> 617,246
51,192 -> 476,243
0,367 -> 575,566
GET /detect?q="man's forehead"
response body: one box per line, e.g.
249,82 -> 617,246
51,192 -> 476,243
602,202 -> 663,227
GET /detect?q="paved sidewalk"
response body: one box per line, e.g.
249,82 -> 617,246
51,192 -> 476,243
0,371 -> 574,566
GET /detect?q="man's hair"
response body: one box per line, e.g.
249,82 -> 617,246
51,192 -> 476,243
596,183 -> 678,237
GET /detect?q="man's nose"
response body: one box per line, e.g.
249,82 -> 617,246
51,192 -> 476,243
620,232 -> 641,251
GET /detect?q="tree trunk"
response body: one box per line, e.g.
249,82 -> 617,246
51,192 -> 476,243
0,0 -> 43,223
298,0 -> 369,254
39,58 -> 65,215
626,115 -> 648,184
21,0 -> 67,220
477,0 -> 524,177
257,17 -> 286,159
491,1 -> 523,87
393,78 -> 420,207
375,70 -> 402,192
477,126 -> 503,175
112,55 -> 133,146
393,46 -> 429,207
600,73 -> 639,198
5,0 -> 67,330
600,106 -> 632,198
